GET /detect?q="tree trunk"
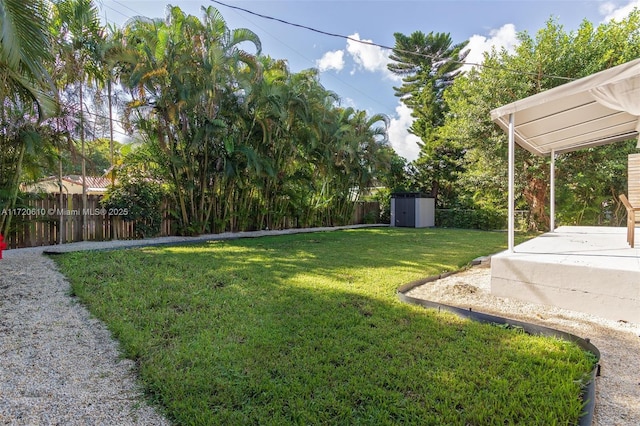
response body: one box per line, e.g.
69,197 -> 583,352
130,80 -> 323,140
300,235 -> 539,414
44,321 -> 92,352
430,179 -> 439,207
524,176 -> 549,231
107,79 -> 115,184
79,83 -> 87,241
1,143 -> 26,236
59,154 -> 64,244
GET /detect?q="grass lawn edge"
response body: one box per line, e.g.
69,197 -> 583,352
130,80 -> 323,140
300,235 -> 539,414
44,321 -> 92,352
397,273 -> 601,426
53,227 -> 598,425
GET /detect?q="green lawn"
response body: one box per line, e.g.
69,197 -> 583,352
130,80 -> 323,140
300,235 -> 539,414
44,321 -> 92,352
55,228 -> 594,425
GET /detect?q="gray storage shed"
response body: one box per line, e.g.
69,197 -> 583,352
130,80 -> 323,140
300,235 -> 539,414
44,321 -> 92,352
390,193 -> 435,228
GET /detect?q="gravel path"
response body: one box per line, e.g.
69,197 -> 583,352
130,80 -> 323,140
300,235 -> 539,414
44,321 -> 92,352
406,264 -> 640,426
0,251 -> 171,425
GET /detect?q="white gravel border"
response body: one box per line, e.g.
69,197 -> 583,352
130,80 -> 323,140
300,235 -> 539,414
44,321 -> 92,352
0,251 -> 171,425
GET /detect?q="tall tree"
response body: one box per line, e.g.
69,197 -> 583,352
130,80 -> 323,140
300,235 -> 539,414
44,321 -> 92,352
0,0 -> 55,116
0,0 -> 57,235
51,0 -> 104,239
92,24 -> 132,181
121,5 -> 262,234
441,12 -> 640,230
115,6 -> 392,234
387,31 -> 468,205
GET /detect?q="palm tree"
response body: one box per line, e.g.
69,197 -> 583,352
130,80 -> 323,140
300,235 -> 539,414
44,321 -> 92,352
91,24 -> 134,184
121,5 -> 261,234
51,0 -> 104,239
0,0 -> 57,235
236,56 -> 304,229
116,5 -> 391,233
0,0 -> 56,116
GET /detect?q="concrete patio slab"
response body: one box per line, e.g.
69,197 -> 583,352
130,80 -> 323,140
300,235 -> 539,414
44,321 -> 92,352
490,226 -> 640,323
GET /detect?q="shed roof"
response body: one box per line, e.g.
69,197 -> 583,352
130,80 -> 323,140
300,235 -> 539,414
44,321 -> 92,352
490,57 -> 640,156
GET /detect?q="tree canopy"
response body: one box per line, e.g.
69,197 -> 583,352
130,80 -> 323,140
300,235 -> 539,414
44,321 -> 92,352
3,1 -> 640,236
387,31 -> 469,205
0,0 -> 58,235
0,2 -> 394,237
438,12 -> 640,229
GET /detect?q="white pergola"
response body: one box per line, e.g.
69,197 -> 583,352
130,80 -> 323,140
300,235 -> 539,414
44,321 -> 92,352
490,58 -> 640,252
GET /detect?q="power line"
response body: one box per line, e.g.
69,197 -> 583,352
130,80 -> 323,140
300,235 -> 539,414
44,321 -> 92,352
110,0 -> 146,17
219,2 -> 394,114
96,0 -> 130,24
96,0 -> 396,114
209,0 -> 575,82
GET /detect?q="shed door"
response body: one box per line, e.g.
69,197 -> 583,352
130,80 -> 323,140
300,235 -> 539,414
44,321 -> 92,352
395,198 -> 415,227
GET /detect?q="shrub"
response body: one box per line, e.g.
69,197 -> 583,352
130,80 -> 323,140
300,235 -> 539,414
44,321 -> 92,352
101,175 -> 164,238
370,187 -> 392,224
436,208 -> 507,230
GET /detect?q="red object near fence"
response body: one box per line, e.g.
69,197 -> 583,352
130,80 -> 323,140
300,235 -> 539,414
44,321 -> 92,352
0,234 -> 6,259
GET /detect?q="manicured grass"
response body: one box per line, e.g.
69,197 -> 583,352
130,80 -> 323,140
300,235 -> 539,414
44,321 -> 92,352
55,228 -> 594,425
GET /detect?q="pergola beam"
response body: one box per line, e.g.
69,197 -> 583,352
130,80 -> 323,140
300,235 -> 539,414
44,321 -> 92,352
492,59 -> 640,251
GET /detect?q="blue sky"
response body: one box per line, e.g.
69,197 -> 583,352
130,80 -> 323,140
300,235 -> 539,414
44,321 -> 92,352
97,0 -> 640,161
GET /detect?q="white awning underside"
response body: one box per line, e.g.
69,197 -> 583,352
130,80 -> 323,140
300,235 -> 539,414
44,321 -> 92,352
491,57 -> 640,156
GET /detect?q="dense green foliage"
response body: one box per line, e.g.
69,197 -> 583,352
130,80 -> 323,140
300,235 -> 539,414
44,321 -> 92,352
436,207 -> 507,230
0,0 -> 58,235
1,2 -> 392,237
100,172 -> 164,238
4,1 -> 640,236
435,13 -> 640,229
55,228 -> 595,425
117,7 -> 392,234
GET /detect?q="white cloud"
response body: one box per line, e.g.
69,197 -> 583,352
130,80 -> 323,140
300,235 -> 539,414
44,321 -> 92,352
388,102 -> 421,162
340,97 -> 358,109
346,33 -> 389,72
599,1 -> 617,16
316,50 -> 345,72
600,0 -> 640,21
316,33 -> 401,80
462,24 -> 518,72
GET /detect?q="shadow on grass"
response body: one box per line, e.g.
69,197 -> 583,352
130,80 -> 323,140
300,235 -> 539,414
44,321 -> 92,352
55,228 -> 591,425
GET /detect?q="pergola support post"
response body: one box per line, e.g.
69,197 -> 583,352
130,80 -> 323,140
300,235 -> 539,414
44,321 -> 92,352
508,113 -> 515,252
550,149 -> 556,232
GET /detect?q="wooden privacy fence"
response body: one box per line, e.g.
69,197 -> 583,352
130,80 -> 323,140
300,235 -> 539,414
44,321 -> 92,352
351,201 -> 380,225
4,195 -> 380,249
2,194 -> 170,249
